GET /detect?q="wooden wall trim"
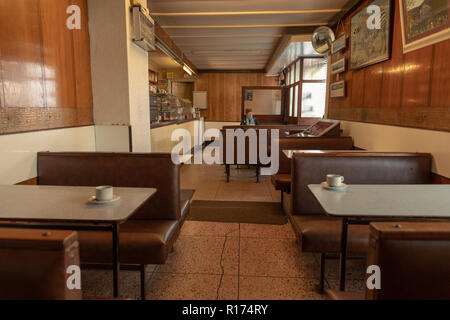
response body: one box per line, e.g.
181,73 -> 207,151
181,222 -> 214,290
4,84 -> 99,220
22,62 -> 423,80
328,0 -> 450,132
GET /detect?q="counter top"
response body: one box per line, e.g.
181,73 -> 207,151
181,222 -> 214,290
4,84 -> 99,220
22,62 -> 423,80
151,118 -> 201,129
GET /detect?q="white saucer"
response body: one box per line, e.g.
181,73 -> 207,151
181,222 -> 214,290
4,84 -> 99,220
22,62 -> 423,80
321,181 -> 349,192
89,195 -> 121,205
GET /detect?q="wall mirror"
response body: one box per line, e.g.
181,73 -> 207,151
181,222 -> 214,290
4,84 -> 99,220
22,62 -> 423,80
241,87 -> 284,124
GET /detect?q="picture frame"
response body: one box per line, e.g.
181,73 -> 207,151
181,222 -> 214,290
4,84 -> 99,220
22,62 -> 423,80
399,0 -> 450,53
332,35 -> 347,54
330,81 -> 346,98
331,58 -> 346,75
350,0 -> 393,70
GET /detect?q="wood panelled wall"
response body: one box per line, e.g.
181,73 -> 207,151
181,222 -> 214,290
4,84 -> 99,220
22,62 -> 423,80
0,0 -> 93,135
328,0 -> 450,132
194,73 -> 278,122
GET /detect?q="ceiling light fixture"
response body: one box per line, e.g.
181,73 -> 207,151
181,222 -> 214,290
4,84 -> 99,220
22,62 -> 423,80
183,64 -> 193,76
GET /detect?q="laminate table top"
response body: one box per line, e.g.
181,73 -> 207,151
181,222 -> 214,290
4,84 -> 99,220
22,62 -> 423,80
308,184 -> 450,219
0,185 -> 157,223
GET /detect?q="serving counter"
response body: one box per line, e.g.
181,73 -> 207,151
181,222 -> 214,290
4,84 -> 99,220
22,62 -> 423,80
150,118 -> 204,153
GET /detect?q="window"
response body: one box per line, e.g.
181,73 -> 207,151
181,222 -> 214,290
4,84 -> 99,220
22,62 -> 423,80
289,87 -> 294,117
295,60 -> 301,83
301,83 -> 326,118
303,58 -> 327,81
283,56 -> 327,120
286,67 -> 291,86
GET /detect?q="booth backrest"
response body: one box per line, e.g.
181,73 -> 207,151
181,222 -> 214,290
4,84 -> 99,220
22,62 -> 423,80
0,228 -> 81,300
219,126 -> 324,165
37,152 -> 181,220
292,153 -> 432,216
278,137 -> 354,173
367,222 -> 450,300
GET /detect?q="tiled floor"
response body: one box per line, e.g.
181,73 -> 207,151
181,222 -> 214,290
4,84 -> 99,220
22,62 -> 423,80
82,164 -> 365,300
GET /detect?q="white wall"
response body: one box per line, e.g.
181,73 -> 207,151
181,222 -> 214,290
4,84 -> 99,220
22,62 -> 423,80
126,0 -> 151,152
95,125 -> 130,152
88,0 -> 150,152
88,0 -> 130,126
341,121 -> 450,178
0,126 -> 96,184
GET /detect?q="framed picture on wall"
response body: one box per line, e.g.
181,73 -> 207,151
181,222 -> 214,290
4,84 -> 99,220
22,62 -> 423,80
331,58 -> 346,75
330,81 -> 346,98
399,0 -> 450,53
332,35 -> 347,54
350,0 -> 393,70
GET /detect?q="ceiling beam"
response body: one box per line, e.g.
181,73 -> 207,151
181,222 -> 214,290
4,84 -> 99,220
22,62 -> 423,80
151,9 -> 343,16
162,23 -> 328,29
171,34 -> 283,39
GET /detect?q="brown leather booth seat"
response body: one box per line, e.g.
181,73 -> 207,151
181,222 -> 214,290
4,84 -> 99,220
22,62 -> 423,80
37,152 -> 189,266
329,222 -> 450,300
289,152 -> 432,290
271,136 -> 354,195
290,216 -> 368,253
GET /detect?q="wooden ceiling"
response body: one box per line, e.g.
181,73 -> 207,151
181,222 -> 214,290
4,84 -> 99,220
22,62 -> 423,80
147,0 -> 351,71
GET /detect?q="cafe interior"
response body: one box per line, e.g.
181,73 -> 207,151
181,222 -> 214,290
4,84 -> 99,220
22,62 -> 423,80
0,0 -> 449,301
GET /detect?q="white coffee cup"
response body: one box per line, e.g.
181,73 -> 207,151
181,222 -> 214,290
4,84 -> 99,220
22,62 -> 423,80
326,174 -> 345,187
96,186 -> 114,201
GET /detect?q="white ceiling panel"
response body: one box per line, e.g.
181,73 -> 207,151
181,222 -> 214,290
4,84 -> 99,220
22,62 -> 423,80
147,0 -> 349,13
174,37 -> 278,46
148,0 -> 351,71
165,27 -> 285,37
177,44 -> 277,51
154,13 -> 335,27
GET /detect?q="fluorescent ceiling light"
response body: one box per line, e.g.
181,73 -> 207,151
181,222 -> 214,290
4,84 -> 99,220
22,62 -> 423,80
183,64 -> 193,76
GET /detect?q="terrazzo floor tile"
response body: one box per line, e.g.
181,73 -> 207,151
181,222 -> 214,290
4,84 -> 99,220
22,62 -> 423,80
180,221 -> 239,237
239,238 -> 318,278
146,273 -> 223,300
239,222 -> 296,239
217,276 -> 239,300
82,270 -> 140,299
156,235 -> 239,275
326,279 -> 366,293
215,180 -> 275,202
323,258 -> 367,281
239,276 -> 326,300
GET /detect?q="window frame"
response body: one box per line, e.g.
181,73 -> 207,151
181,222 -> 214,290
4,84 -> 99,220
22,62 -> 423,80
284,57 -> 327,123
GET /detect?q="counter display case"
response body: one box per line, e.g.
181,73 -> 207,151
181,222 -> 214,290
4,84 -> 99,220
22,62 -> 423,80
150,93 -> 193,125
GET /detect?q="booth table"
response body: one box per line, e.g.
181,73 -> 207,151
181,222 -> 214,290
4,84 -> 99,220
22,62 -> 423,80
308,184 -> 450,291
0,185 -> 157,298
